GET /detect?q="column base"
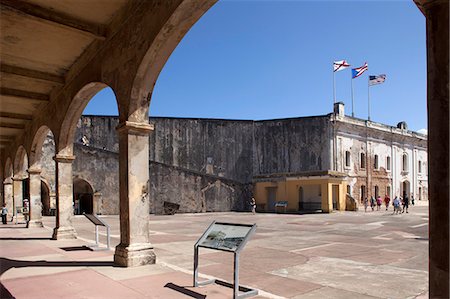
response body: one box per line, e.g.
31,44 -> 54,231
52,226 -> 77,240
27,220 -> 43,228
114,243 -> 156,267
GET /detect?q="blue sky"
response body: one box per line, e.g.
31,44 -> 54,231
84,0 -> 427,132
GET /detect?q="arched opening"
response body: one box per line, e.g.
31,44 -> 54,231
41,180 -> 51,216
401,181 -> 410,199
73,178 -> 94,215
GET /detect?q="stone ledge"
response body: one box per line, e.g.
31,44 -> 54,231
116,121 -> 154,135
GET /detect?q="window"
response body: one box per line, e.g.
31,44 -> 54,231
386,186 -> 391,197
346,185 -> 351,195
360,185 -> 366,201
418,160 -> 422,173
345,151 -> 351,167
386,156 -> 391,171
402,153 -> 408,172
374,155 -> 379,169
360,153 -> 366,169
374,186 -> 379,198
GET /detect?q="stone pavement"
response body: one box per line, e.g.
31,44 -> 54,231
1,202 -> 429,298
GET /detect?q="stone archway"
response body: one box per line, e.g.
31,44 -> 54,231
41,180 -> 51,216
73,178 -> 94,215
401,180 -> 410,199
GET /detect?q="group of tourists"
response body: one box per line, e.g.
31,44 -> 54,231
363,193 -> 415,214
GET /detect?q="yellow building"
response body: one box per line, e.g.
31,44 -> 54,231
254,171 -> 347,213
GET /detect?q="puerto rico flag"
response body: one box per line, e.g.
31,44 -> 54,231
369,74 -> 386,85
333,60 -> 350,72
352,62 -> 368,79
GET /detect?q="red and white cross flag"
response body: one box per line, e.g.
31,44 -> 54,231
333,60 -> 351,72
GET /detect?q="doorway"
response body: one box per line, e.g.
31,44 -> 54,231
266,187 -> 277,212
73,178 -> 94,215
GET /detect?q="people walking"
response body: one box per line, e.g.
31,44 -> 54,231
363,197 -> 369,212
376,196 -> 382,211
393,196 -> 400,214
370,196 -> 376,211
1,203 -> 8,224
384,194 -> 390,211
402,194 -> 409,213
411,195 -> 415,206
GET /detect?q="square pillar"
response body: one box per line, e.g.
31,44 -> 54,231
418,0 -> 450,297
52,155 -> 77,239
27,168 -> 43,228
321,183 -> 332,213
114,121 -> 156,267
12,177 -> 23,221
3,179 -> 13,222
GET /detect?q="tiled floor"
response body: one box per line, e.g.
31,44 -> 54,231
0,202 -> 429,298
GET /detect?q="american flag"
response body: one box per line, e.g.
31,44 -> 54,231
369,74 -> 387,86
352,62 -> 368,79
333,60 -> 350,72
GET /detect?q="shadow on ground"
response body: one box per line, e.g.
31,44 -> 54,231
0,257 -> 114,278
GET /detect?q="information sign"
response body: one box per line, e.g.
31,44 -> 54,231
198,222 -> 253,252
194,221 -> 257,299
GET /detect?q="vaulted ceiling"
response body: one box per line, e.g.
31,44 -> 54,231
0,0 -> 128,150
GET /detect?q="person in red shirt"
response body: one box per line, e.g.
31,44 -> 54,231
384,194 -> 391,211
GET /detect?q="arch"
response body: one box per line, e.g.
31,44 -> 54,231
4,157 -> 13,180
73,178 -> 94,215
29,126 -> 55,170
13,146 -> 28,177
58,82 -> 117,155
129,0 -> 217,122
401,180 -> 410,198
41,179 -> 51,216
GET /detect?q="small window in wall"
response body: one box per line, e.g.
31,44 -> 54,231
418,160 -> 422,173
346,185 -> 351,195
402,153 -> 408,172
345,151 -> 351,167
374,155 -> 379,169
360,153 -> 366,169
386,156 -> 391,171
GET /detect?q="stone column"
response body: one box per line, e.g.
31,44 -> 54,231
52,155 -> 77,239
27,168 -> 43,228
12,176 -> 23,221
3,179 -> 13,222
114,121 -> 156,267
419,0 -> 449,297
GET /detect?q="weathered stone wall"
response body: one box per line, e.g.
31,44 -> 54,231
253,116 -> 332,175
150,162 -> 251,214
149,117 -> 254,183
73,144 -> 120,214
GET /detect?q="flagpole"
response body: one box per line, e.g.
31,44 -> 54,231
368,77 -> 371,121
351,75 -> 355,117
333,63 -> 336,104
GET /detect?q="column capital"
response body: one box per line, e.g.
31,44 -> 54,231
12,175 -> 26,181
3,178 -> 12,185
116,121 -> 154,135
414,0 -> 448,16
53,154 -> 76,163
27,168 -> 42,175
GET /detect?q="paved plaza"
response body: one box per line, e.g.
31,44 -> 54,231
1,203 -> 428,299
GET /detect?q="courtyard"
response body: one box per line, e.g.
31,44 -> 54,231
0,203 -> 428,299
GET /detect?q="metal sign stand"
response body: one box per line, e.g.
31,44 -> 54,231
193,221 -> 258,299
83,213 -> 110,251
